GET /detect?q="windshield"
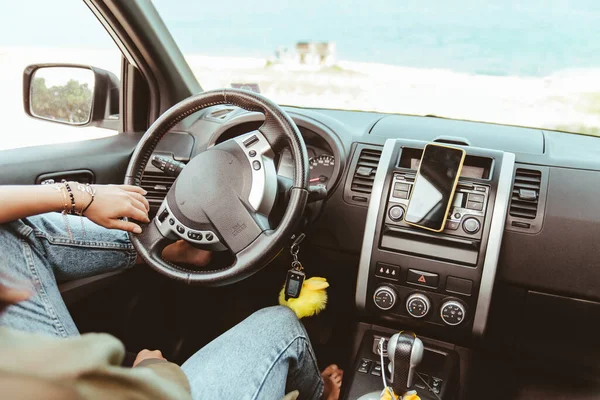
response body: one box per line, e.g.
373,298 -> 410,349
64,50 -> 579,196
154,0 -> 600,137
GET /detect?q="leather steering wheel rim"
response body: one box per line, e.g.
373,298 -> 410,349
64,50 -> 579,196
125,89 -> 309,285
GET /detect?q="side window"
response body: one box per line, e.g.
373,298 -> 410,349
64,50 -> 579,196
0,1 -> 122,151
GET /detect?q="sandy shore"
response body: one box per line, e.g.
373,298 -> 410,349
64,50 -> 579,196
1,47 -> 599,151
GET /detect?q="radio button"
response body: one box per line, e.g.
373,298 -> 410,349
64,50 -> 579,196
394,182 -> 410,191
468,193 -> 485,203
463,218 -> 481,234
393,190 -> 409,199
388,205 -> 404,221
407,269 -> 439,288
445,221 -> 460,230
466,201 -> 483,211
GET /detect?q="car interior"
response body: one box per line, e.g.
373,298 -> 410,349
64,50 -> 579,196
1,1 -> 600,399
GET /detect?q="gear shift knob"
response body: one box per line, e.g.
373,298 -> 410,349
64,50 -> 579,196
387,331 -> 424,395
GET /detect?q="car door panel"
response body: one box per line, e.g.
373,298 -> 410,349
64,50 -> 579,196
0,133 -> 143,186
0,131 -> 195,186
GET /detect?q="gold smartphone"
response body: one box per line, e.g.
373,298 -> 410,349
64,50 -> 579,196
404,143 -> 466,232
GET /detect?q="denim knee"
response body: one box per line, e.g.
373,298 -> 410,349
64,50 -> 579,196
250,306 -> 305,337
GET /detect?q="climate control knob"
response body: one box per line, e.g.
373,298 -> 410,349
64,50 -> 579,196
406,293 -> 431,318
440,300 -> 466,326
373,286 -> 397,311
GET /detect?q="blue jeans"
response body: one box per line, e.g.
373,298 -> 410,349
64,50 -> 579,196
0,213 -> 324,400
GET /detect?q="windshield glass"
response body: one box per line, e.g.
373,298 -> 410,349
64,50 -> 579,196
154,0 -> 600,137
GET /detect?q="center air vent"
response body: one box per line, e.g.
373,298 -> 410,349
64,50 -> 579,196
344,145 -> 382,206
351,148 -> 382,194
509,168 -> 542,219
140,171 -> 176,211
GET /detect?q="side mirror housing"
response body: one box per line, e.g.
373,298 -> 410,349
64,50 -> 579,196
23,64 -> 120,129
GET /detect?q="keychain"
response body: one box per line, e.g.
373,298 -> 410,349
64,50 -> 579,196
284,234 -> 306,300
279,233 -> 330,319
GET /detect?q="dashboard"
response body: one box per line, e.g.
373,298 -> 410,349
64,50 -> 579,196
204,111 -> 345,194
146,103 -> 600,346
279,147 -> 335,189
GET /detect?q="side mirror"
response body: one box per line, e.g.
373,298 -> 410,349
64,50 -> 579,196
23,64 -> 120,129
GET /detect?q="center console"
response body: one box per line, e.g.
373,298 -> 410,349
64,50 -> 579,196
345,138 -> 515,399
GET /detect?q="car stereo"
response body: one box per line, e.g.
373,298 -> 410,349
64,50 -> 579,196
356,138 -> 516,338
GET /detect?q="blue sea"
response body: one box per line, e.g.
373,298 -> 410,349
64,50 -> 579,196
2,0 -> 600,77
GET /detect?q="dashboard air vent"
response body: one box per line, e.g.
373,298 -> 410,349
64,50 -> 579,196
350,148 -> 382,195
509,168 -> 541,219
140,171 -> 175,207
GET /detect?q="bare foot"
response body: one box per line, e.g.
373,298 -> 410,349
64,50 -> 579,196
161,240 -> 212,267
321,364 -> 343,400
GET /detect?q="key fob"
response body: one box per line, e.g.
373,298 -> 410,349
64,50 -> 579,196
284,269 -> 305,300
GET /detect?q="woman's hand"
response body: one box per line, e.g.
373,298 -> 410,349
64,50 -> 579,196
83,185 -> 150,233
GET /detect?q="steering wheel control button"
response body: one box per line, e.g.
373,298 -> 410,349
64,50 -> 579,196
446,276 -> 473,296
375,263 -> 400,281
248,150 -> 257,157
188,231 -> 203,241
242,135 -> 259,148
463,218 -> 481,234
441,301 -> 466,326
205,232 -> 214,241
373,286 -> 397,311
158,209 -> 169,223
252,160 -> 261,170
176,225 -> 185,234
406,293 -> 431,318
388,205 -> 405,221
168,218 -> 175,226
407,269 -> 439,288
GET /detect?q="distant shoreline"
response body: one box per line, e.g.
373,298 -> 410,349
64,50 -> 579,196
1,46 -> 599,151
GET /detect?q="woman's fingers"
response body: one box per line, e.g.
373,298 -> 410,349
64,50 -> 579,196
119,185 -> 147,195
125,205 -> 150,223
108,219 -> 142,234
129,192 -> 150,211
129,197 -> 150,220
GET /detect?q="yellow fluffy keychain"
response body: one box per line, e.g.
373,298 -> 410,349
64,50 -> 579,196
278,234 -> 329,319
379,388 -> 420,400
279,276 -> 329,318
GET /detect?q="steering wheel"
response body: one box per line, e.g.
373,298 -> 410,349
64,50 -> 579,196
125,89 -> 309,285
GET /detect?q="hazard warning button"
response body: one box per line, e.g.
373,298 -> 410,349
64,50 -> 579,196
407,269 -> 439,288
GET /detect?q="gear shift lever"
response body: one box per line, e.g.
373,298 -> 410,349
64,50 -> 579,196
387,331 -> 424,395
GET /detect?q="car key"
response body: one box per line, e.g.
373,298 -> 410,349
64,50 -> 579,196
284,234 -> 306,300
